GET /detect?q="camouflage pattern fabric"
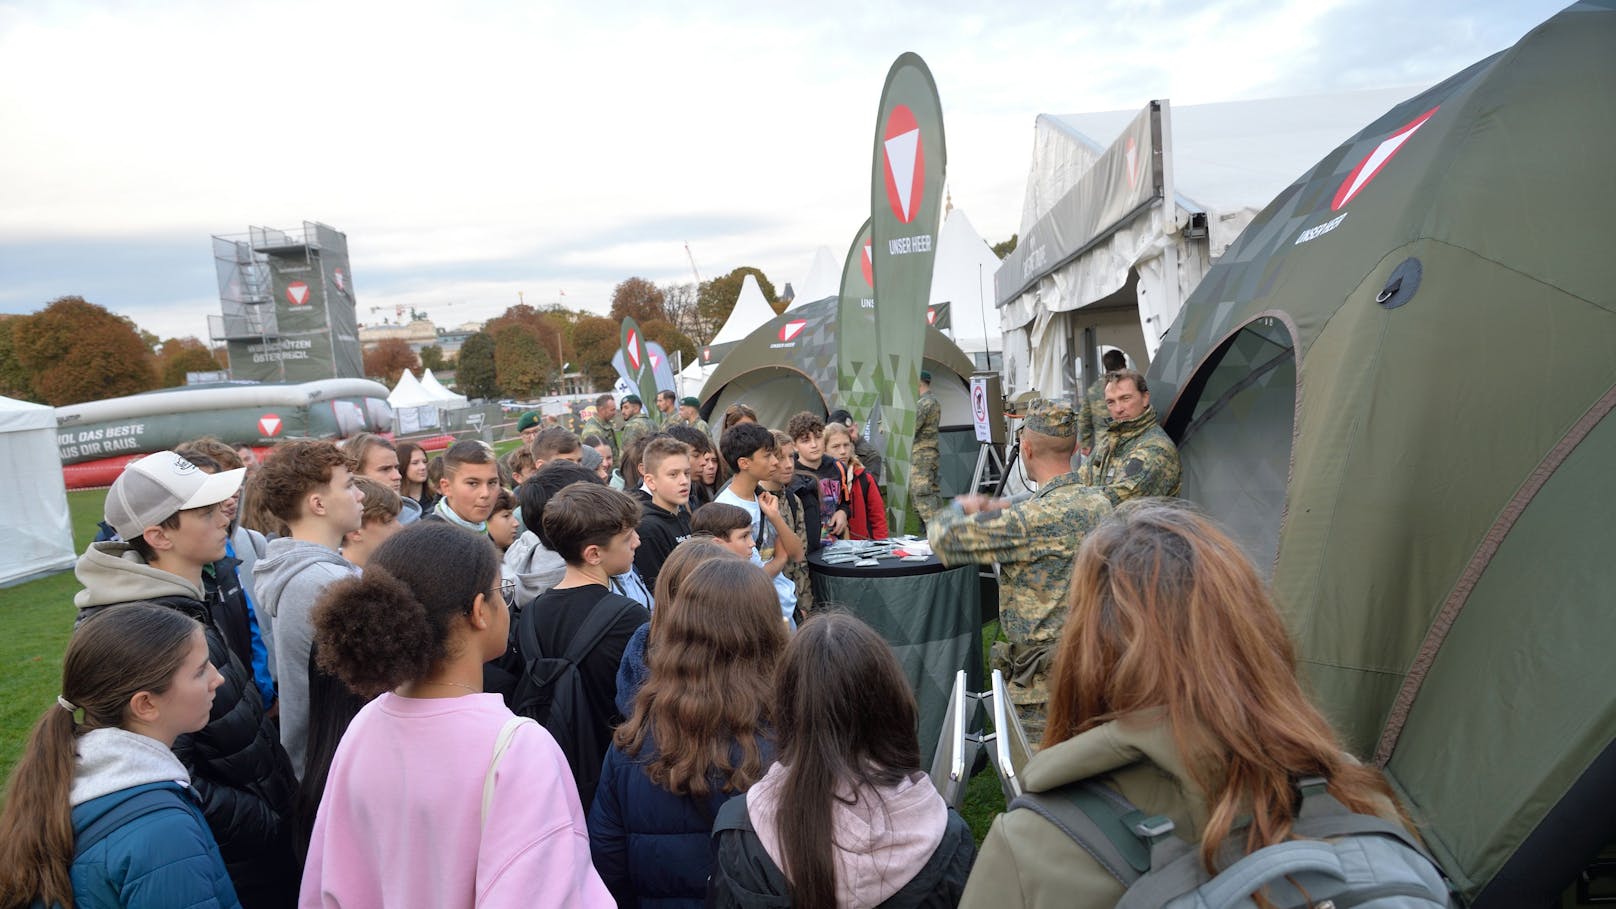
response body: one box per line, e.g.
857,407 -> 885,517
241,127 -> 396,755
619,414 -> 656,454
668,416 -> 709,436
579,416 -> 617,459
1075,375 -> 1110,453
911,391 -> 943,522
1076,405 -> 1182,505
929,473 -> 1112,714
777,488 -> 815,615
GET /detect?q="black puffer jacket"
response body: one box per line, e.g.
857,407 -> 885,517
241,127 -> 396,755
74,542 -> 300,908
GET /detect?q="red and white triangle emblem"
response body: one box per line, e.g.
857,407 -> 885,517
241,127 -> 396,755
861,238 -> 874,287
285,282 -> 310,306
882,105 -> 924,224
1332,106 -> 1439,212
926,307 -> 937,325
627,331 -> 642,370
258,414 -> 282,436
779,320 -> 807,342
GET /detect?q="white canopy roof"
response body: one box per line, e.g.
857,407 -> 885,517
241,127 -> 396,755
387,370 -> 437,408
420,369 -> 469,407
1,395 -> 76,586
787,246 -> 841,309
928,208 -> 1003,358
709,274 -> 778,347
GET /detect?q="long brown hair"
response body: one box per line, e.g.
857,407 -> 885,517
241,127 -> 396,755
0,604 -> 200,909
1044,501 -> 1405,872
616,557 -> 784,797
773,611 -> 920,908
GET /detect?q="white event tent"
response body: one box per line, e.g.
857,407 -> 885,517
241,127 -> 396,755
679,273 -> 778,397
1,395 -> 76,587
388,370 -> 441,433
419,369 -> 470,408
928,207 -> 1004,371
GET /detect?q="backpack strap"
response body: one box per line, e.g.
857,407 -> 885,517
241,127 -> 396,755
712,791 -> 754,835
563,594 -> 637,665
482,716 -> 537,829
74,785 -> 190,859
1008,780 -> 1164,886
1289,776 -> 1444,866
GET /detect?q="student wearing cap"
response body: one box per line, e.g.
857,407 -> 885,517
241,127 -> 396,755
618,394 -> 656,452
911,369 -> 943,524
928,400 -> 1114,744
674,396 -> 709,435
72,450 -> 300,905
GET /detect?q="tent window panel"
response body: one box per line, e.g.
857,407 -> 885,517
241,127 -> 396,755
1174,323 -> 1296,577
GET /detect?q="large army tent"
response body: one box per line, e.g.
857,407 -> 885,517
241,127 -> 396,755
1146,3 -> 1616,903
0,396 -> 76,587
997,85 -> 1418,402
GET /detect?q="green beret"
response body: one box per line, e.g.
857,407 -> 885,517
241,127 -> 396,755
622,394 -> 642,405
1022,399 -> 1076,438
516,411 -> 541,432
680,396 -> 700,408
919,369 -> 933,383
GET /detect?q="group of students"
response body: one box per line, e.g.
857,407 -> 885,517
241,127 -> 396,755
0,401 -> 1446,908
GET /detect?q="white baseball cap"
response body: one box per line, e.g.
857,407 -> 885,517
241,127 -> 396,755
105,451 -> 246,541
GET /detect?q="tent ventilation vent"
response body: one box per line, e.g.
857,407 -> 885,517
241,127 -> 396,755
1376,258 -> 1422,309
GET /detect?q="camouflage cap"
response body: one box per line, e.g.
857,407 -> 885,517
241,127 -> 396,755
1022,399 -> 1077,438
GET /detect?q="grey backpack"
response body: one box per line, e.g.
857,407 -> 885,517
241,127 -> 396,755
1010,776 -> 1456,908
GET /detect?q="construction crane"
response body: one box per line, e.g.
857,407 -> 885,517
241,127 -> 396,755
685,242 -> 703,285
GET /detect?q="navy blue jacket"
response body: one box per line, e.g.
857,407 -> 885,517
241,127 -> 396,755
70,781 -> 241,909
588,727 -> 776,909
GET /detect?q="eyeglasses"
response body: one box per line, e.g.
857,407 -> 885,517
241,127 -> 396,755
499,579 -> 516,605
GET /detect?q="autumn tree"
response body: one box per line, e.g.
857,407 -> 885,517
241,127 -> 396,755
991,234 -> 1018,259
486,304 -> 567,370
154,337 -> 223,388
569,314 -> 621,392
10,297 -> 157,405
456,331 -> 500,399
608,277 -> 668,326
420,344 -> 446,371
363,338 -> 421,386
660,281 -> 706,345
0,316 -> 33,400
491,324 -> 555,398
640,319 -> 696,370
696,267 -> 777,339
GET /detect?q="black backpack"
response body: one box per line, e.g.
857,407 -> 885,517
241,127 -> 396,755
510,592 -> 636,807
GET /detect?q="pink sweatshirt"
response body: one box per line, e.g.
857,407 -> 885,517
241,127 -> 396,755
300,692 -> 612,908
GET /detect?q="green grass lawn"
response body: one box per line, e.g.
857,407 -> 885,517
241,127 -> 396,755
0,488 -> 106,782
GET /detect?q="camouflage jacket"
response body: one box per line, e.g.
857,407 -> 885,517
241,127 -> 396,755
913,392 -> 941,455
1076,376 -> 1109,453
1077,405 -> 1181,505
668,416 -> 709,436
619,414 -> 656,453
928,472 -> 1112,649
579,416 -> 617,457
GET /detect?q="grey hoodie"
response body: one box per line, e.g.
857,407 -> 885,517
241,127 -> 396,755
504,530 -> 566,608
70,727 -> 191,808
74,541 -> 206,620
252,538 -> 356,781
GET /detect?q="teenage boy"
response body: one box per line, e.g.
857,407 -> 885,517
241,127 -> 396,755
341,432 -> 421,524
715,422 -> 803,626
73,450 -> 298,904
519,483 -> 650,808
765,430 -> 815,615
423,439 -> 502,530
340,477 -> 404,569
692,502 -> 790,582
787,411 -> 850,539
634,436 -> 693,591
253,439 -> 366,782
531,426 -> 584,469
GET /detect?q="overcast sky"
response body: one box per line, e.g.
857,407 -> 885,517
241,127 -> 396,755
0,0 -> 1570,342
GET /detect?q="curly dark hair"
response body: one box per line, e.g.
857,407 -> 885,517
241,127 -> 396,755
258,440 -> 349,523
311,522 -> 498,697
785,411 -> 825,443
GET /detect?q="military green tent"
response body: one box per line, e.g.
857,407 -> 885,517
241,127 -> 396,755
700,296 -> 982,491
1147,3 -> 1616,903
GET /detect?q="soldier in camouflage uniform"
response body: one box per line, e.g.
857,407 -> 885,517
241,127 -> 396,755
1076,349 -> 1128,456
929,399 -> 1113,744
579,393 -> 619,461
618,394 -> 656,453
671,396 -> 709,435
1077,368 -> 1181,505
911,370 -> 943,524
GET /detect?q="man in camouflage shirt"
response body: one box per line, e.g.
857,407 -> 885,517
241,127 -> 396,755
1077,368 -> 1181,505
670,396 -> 709,435
929,399 -> 1113,744
910,370 -> 943,524
1076,349 -> 1128,457
580,393 -> 619,461
618,394 -> 656,453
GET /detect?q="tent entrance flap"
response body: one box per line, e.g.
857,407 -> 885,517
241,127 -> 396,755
1165,318 -> 1296,578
